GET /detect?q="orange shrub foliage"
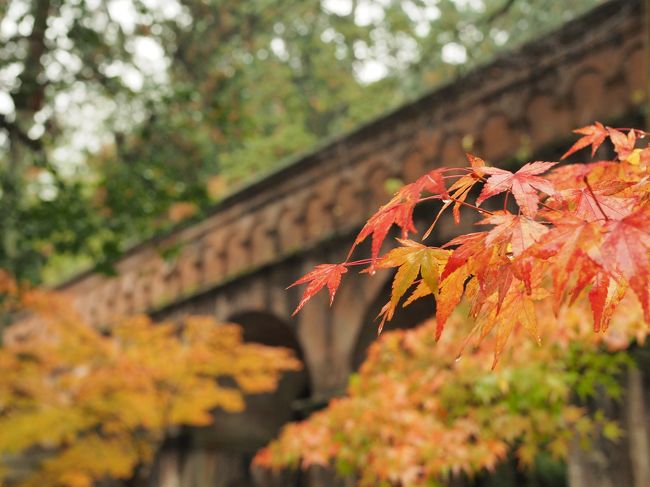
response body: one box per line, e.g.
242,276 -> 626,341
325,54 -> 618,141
256,298 -> 645,486
0,274 -> 301,487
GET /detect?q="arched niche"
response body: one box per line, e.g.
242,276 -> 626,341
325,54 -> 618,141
151,312 -> 310,487
351,275 -> 436,371
191,311 -> 310,452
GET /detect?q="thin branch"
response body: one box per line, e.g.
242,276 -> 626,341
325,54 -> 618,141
422,200 -> 453,241
344,258 -> 373,267
418,195 -> 493,216
420,191 -> 493,241
484,0 -> 518,25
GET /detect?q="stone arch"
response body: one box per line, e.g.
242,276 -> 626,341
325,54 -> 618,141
209,311 -> 310,448
525,92 -> 572,146
153,311 -> 310,487
350,273 -> 437,371
228,311 -> 305,358
478,111 -> 520,160
225,214 -> 255,276
569,68 -> 607,125
364,159 -> 395,210
276,193 -> 310,255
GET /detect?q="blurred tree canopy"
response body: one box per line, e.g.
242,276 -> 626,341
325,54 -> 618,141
0,0 -> 600,283
0,272 -> 301,486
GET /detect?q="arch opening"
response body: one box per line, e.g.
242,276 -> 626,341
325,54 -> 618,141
351,275 -> 436,371
152,311 -> 310,487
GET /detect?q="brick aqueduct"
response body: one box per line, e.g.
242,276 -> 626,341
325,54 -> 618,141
58,1 -> 646,486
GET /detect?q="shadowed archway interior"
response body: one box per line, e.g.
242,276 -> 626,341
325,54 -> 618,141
151,312 -> 310,487
351,275 -> 436,371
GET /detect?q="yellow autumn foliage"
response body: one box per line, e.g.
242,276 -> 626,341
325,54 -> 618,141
0,272 -> 301,486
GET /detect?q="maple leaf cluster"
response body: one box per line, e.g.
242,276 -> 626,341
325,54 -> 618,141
255,297 -> 645,486
0,274 -> 301,487
290,123 -> 650,366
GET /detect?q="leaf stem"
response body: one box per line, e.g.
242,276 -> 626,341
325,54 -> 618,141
422,201 -> 452,241
420,193 -> 494,241
344,258 -> 373,267
439,167 -> 474,173
418,195 -> 444,203
417,195 -> 492,215
538,200 -> 556,212
615,127 -> 650,136
448,197 -> 494,216
583,176 -> 610,221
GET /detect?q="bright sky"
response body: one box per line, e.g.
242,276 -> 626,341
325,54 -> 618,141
323,0 -> 473,82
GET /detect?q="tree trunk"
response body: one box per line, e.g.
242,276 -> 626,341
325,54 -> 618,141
568,349 -> 650,486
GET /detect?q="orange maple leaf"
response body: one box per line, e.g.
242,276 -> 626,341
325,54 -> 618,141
561,122 -> 608,159
288,263 -> 348,315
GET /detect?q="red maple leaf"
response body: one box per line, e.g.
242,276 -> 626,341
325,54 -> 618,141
441,232 -> 487,281
593,206 -> 650,322
552,184 -> 635,222
545,161 -> 616,191
561,122 -> 608,159
288,263 -> 348,315
480,211 -> 548,257
588,271 -> 627,332
349,170 -> 448,267
476,162 -> 557,217
528,216 -> 603,309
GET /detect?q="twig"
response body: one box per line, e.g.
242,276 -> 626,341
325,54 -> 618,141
484,0 -> 518,25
